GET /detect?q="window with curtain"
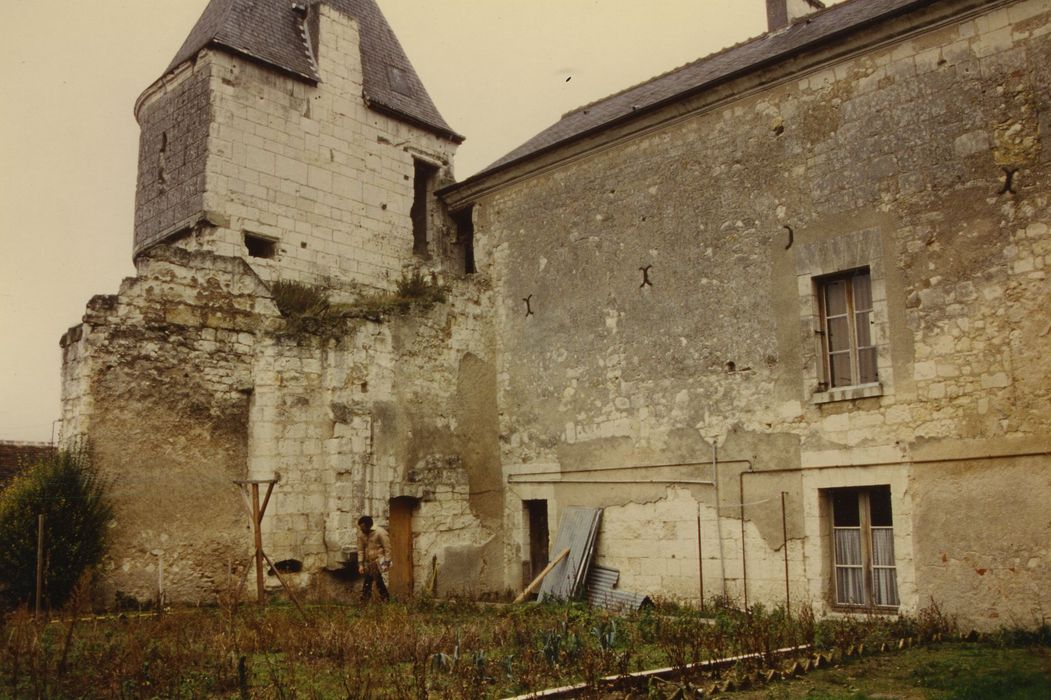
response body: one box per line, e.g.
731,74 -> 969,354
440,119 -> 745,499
817,268 -> 877,390
831,486 -> 899,608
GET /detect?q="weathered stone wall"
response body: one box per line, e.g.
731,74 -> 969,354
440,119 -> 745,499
132,5 -> 460,293
471,0 -> 1051,628
133,64 -> 211,253
60,247 -> 273,603
61,245 -> 498,603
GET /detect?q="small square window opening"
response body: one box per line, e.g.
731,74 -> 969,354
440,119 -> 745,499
245,233 -> 277,259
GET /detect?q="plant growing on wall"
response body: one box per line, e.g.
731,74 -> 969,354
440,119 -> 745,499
270,273 -> 448,333
0,447 -> 112,609
270,280 -> 331,319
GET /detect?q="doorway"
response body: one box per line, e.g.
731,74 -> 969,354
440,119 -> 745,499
388,496 -> 418,598
524,500 -> 549,585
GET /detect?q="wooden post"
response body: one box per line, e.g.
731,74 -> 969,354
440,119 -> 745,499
157,551 -> 165,610
782,491 -> 790,617
513,548 -> 570,603
35,513 -> 44,619
251,483 -> 265,605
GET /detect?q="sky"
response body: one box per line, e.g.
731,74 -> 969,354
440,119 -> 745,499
0,0 -> 820,443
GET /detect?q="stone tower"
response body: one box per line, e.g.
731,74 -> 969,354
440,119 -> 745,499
132,0 -> 464,293
62,0 -> 501,606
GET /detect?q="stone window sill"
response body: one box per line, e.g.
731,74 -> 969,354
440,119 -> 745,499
811,382 -> 883,405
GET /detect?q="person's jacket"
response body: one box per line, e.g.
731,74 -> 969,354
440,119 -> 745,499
356,526 -> 390,565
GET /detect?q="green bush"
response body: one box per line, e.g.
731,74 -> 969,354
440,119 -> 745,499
0,447 -> 112,609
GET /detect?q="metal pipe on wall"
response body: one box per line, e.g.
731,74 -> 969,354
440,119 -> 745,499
740,466 -> 750,609
713,442 -> 728,599
696,509 -> 704,607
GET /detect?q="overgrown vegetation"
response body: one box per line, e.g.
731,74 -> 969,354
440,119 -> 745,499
270,272 -> 448,335
0,596 -> 1006,699
0,447 -> 111,609
270,280 -> 331,319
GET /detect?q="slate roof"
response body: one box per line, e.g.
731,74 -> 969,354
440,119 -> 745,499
471,0 -> 933,180
165,0 -> 461,142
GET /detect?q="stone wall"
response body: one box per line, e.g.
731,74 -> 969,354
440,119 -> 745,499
133,63 -> 211,253
468,0 -> 1051,628
60,247 -> 271,603
61,245 -> 498,603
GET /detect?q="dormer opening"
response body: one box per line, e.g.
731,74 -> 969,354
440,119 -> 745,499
453,206 -> 476,275
411,159 -> 439,258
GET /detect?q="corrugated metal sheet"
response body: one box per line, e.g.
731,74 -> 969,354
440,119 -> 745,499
586,565 -> 652,612
538,507 -> 602,602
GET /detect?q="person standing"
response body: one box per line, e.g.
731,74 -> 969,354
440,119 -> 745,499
356,515 -> 391,602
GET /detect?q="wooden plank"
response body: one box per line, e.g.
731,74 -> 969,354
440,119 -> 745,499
514,548 -> 570,603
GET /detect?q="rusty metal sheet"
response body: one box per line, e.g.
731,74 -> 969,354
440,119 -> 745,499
538,506 -> 602,602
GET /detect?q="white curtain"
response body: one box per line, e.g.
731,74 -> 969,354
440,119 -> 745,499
871,527 -> 899,606
834,528 -> 864,604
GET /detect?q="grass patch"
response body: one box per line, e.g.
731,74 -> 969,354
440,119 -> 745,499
723,641 -> 1051,700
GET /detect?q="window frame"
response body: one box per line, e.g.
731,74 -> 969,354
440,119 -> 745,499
794,228 -> 892,405
816,267 -> 878,392
828,486 -> 899,611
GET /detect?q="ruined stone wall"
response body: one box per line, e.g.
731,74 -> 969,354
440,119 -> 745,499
382,289 -> 503,595
61,245 -> 497,603
475,0 -> 1051,627
60,247 -> 273,603
133,5 -> 459,293
244,274 -> 499,597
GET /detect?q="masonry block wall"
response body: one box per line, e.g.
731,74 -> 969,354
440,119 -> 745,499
133,5 -> 459,294
134,66 -> 211,252
61,244 -> 498,603
60,248 -> 270,603
469,0 -> 1051,628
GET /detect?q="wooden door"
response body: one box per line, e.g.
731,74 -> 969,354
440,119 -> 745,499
388,497 -> 417,598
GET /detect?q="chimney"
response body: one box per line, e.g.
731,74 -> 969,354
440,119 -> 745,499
767,0 -> 827,31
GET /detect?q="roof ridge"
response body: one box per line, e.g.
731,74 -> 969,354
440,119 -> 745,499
561,0 -> 846,121
462,0 -> 934,181
560,25 -> 775,121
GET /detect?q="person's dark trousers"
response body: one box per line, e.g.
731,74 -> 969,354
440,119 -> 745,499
361,568 -> 390,602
